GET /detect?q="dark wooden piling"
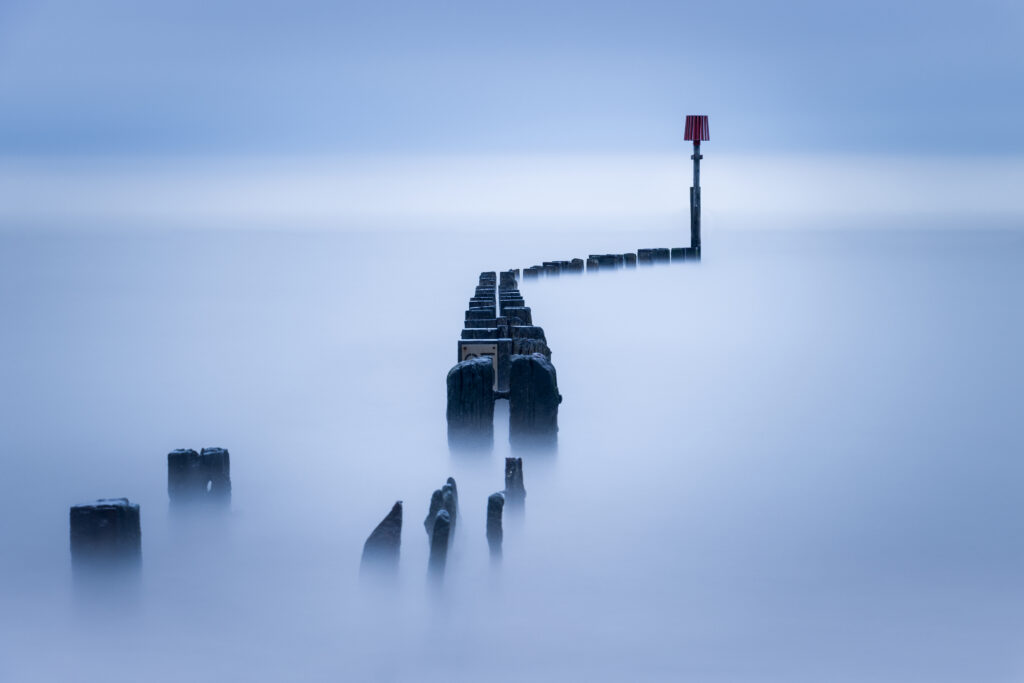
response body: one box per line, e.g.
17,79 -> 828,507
670,246 -> 700,262
446,357 -> 495,448
504,457 -> 526,505
503,306 -> 532,325
428,510 -> 451,578
500,302 -> 526,316
464,316 -> 508,329
512,338 -> 551,359
424,489 -> 443,537
70,498 -> 142,576
442,478 -> 458,536
509,354 -> 561,449
361,501 -> 402,574
424,477 -> 458,542
461,327 -> 501,340
466,307 -> 496,321
511,325 -> 546,341
168,447 -> 231,507
487,492 -> 505,558
591,254 -> 623,269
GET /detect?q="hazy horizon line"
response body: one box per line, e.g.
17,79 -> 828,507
2,153 -> 1022,232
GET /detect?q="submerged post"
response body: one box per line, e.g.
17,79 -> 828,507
424,477 -> 458,542
360,501 -> 402,575
428,509 -> 451,579
508,354 -> 561,449
168,447 -> 231,508
69,498 -> 142,581
504,457 -> 526,506
684,114 -> 709,256
486,492 -> 505,559
446,357 -> 496,450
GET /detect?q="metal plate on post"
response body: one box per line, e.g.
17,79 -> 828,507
459,342 -> 498,391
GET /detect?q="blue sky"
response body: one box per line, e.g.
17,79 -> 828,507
1,0 -> 1021,157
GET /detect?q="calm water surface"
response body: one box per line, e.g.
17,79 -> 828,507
0,227 -> 1021,682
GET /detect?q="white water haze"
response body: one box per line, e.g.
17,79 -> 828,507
1,227 -> 1022,681
2,155 -> 1023,230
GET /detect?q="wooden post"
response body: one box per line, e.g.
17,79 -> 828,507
446,357 -> 495,449
428,510 -> 451,579
504,457 -> 526,505
486,492 -> 505,559
69,498 -> 141,577
509,354 -> 561,449
360,501 -> 402,575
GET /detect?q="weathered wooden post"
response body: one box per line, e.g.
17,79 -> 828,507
509,354 -> 561,449
684,114 -> 709,258
423,478 -> 458,541
428,509 -> 451,579
360,501 -> 402,575
504,457 -> 526,505
168,447 -> 231,507
504,306 -> 532,325
512,337 -> 551,359
486,492 -> 505,559
424,489 -> 443,536
446,357 -> 495,449
69,498 -> 142,579
443,477 -> 458,535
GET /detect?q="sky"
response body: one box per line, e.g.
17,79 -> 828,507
0,0 -> 1022,228
2,0 -> 1022,156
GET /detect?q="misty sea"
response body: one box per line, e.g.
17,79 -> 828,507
0,227 -> 1021,682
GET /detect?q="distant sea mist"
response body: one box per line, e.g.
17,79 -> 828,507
2,154 -> 1022,232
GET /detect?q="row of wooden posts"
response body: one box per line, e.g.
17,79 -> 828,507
68,448 -> 526,585
69,248 -> 697,583
447,270 -> 562,450
521,246 -> 700,277
359,457 -> 526,580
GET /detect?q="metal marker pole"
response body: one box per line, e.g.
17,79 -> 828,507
690,139 -> 702,252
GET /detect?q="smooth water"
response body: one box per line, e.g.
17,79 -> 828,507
0,228 -> 1021,682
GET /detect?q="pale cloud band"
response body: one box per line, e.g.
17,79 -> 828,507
2,155 -> 1022,231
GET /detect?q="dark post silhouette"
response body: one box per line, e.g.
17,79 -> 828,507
446,357 -> 495,449
428,510 -> 451,579
509,354 -> 561,449
504,457 -> 526,505
486,492 -> 505,558
168,447 -> 231,507
361,501 -> 402,575
69,498 -> 142,578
